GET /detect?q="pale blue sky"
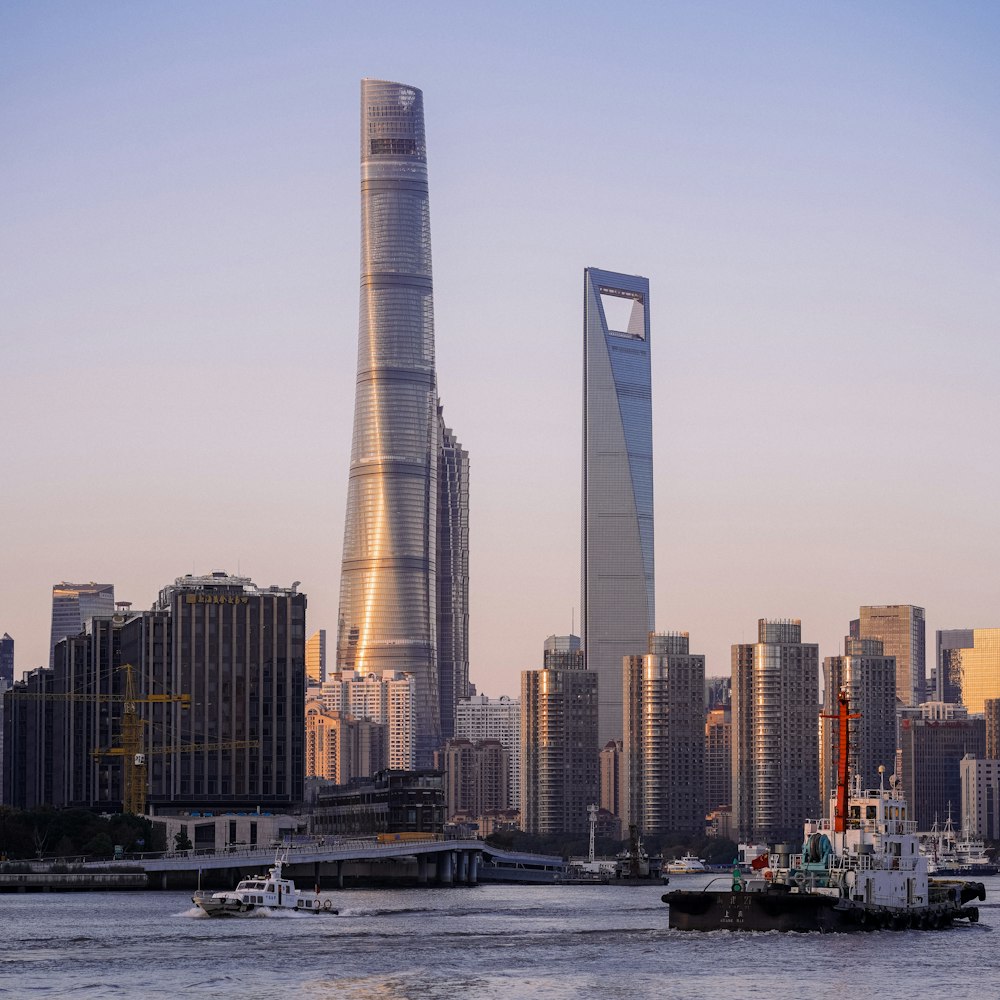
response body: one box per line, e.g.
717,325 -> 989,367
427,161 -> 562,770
2,1 -> 998,694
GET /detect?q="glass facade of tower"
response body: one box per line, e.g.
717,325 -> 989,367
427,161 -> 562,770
338,81 -> 466,766
857,604 -> 925,707
581,268 -> 654,746
48,582 -> 114,668
937,627 -> 1000,714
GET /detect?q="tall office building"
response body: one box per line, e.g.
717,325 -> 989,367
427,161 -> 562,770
733,619 -> 820,843
581,267 -> 654,747
599,739 -> 623,818
821,638 -> 897,807
49,582 -> 114,668
455,694 -> 521,809
521,639 -> 599,835
936,628 -> 1000,714
623,632 -> 705,835
336,79 -> 467,768
305,629 -> 326,685
854,605 -> 925,706
960,755 -> 1000,840
0,633 -> 13,687
437,411 -> 470,740
149,572 -> 306,811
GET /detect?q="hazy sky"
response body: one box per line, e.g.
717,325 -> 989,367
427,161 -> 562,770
2,1 -> 998,697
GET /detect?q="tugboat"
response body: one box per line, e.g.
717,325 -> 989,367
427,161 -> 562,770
192,852 -> 337,917
663,691 -> 986,932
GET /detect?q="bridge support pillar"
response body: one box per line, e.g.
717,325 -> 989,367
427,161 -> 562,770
438,850 -> 454,885
336,860 -> 344,889
457,851 -> 469,884
417,855 -> 429,885
314,862 -> 321,893
468,852 -> 479,886
160,872 -> 169,890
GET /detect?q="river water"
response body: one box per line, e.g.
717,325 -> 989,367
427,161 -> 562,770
2,875 -> 997,999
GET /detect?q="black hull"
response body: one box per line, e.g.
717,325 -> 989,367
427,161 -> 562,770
663,889 -> 981,933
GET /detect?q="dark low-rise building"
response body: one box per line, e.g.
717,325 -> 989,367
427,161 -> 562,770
309,769 -> 445,837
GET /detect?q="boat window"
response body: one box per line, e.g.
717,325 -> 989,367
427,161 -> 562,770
267,884 -> 274,892
866,806 -> 877,819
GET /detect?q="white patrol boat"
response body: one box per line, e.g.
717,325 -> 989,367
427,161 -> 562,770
664,691 -> 986,932
192,852 -> 337,917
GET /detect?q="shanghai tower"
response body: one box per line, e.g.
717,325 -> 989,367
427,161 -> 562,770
337,80 -> 468,766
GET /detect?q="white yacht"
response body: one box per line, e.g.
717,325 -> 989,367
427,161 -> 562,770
192,853 -> 336,917
665,854 -> 707,875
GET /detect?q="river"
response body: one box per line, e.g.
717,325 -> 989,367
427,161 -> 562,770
2,875 -> 997,998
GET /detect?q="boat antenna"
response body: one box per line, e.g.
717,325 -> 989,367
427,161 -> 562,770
821,688 -> 860,834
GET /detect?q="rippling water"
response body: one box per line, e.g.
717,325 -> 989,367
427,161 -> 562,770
2,875 -> 997,998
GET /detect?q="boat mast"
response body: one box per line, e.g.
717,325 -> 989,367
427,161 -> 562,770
822,689 -> 860,834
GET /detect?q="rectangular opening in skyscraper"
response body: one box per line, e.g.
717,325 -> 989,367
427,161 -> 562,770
598,287 -> 646,340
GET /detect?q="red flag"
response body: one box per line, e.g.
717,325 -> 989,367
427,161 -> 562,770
750,852 -> 769,870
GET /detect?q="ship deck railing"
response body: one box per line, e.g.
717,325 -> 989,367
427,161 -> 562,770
815,818 -> 918,835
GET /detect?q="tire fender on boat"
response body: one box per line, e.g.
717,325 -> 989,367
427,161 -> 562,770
324,898 -> 333,911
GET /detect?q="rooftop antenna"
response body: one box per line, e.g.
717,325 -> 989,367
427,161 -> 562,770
571,607 -> 575,635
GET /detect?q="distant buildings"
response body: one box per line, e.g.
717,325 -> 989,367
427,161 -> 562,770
305,629 -> 326,685
455,694 -> 521,809
960,755 -> 1000,840
821,637 -> 897,805
622,632 -> 705,835
4,571 -> 306,814
48,582 -> 114,668
316,670 -> 416,771
581,268 -> 654,746
936,628 -> 1000,714
521,636 -> 598,835
986,698 -> 1000,760
899,708 -> 985,830
434,738 -> 510,820
0,633 -> 12,687
705,707 -> 732,814
304,700 -> 386,783
733,619 -> 820,843
335,79 -> 468,768
853,605 -> 925,707
599,739 -> 622,819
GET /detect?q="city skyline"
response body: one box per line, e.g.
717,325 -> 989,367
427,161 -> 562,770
2,3 -> 999,699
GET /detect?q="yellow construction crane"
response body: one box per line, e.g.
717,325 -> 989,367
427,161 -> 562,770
15,664 -> 258,815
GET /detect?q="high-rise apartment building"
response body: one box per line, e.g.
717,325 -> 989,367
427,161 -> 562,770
0,633 -> 13,687
623,632 -> 705,835
854,605 -> 925,706
317,670 -> 416,772
705,707 -> 732,813
305,629 -> 326,685
581,268 -> 654,747
521,641 -> 599,835
434,738 -> 510,820
599,739 -> 622,818
2,666 -> 55,808
49,582 -> 114,668
305,700 -> 386,784
336,79 -> 468,768
821,637 -> 897,806
899,710 -> 985,829
733,619 -> 820,843
455,694 -> 521,809
936,628 -> 1000,714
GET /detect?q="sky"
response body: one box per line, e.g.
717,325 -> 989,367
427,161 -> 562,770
2,1 -> 999,697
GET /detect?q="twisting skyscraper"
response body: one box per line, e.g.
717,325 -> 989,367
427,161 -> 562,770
337,80 -> 468,766
582,268 -> 654,746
